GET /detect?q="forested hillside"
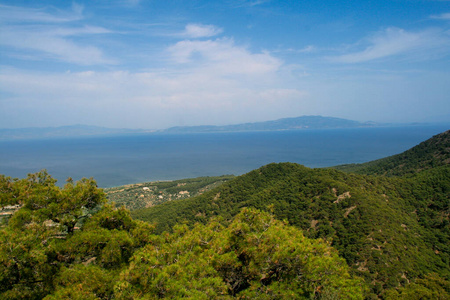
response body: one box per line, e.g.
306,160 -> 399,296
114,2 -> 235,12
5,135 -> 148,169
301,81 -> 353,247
131,163 -> 450,297
334,130 -> 450,176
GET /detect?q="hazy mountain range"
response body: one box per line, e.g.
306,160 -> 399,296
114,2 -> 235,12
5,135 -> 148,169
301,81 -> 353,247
0,115 -> 437,140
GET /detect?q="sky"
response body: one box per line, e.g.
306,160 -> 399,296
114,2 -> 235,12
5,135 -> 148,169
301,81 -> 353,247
0,0 -> 449,129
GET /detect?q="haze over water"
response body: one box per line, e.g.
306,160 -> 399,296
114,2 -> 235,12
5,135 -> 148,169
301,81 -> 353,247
0,125 -> 447,187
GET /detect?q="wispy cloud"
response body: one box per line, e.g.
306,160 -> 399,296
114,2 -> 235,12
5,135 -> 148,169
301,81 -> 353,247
0,4 -> 114,65
0,64 -> 306,128
183,24 -> 223,38
232,0 -> 272,8
123,0 -> 142,6
285,45 -> 317,54
430,12 -> 450,20
329,27 -> 450,63
246,0 -> 271,6
0,26 -> 115,65
0,3 -> 83,23
297,45 -> 316,53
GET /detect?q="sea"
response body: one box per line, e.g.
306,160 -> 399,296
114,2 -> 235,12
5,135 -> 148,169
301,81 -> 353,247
0,125 -> 448,188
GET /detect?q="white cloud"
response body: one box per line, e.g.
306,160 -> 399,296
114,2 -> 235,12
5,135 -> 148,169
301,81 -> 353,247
183,24 -> 223,38
168,38 -> 281,75
329,27 -> 450,63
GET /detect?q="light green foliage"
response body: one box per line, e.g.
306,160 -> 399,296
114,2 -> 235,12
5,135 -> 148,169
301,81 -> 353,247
52,204 -> 154,270
0,222 -> 57,299
117,208 -> 366,299
43,265 -> 117,300
0,170 -> 108,299
2,170 -> 106,234
0,171 -> 153,299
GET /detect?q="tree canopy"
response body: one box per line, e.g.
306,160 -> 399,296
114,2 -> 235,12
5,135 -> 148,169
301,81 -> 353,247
118,208 -> 366,299
0,171 -> 365,299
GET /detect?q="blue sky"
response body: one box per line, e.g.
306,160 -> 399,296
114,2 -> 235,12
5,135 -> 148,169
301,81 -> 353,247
0,0 -> 449,129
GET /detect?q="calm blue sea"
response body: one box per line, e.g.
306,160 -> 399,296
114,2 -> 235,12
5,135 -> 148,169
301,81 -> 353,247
0,125 -> 448,187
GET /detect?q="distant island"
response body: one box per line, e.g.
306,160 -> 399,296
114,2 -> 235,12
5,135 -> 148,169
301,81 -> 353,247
0,115 -> 434,140
159,115 -> 381,133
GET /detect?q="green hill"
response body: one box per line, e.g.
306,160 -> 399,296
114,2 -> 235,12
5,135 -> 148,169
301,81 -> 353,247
132,161 -> 450,297
334,129 -> 450,176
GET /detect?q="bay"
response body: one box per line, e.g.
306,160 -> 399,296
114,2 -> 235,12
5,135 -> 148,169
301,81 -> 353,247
0,125 -> 448,187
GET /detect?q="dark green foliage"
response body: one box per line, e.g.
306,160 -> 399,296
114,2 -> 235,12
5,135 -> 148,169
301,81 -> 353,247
385,273 -> 450,299
132,163 -> 450,297
334,130 -> 450,176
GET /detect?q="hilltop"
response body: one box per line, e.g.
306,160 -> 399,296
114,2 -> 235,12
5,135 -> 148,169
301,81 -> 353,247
334,130 -> 450,176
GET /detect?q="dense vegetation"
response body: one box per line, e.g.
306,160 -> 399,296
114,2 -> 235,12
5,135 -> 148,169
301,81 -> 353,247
117,208 -> 365,299
0,171 -> 155,299
334,130 -> 450,176
131,163 -> 450,297
0,171 -> 365,299
105,175 -> 234,211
